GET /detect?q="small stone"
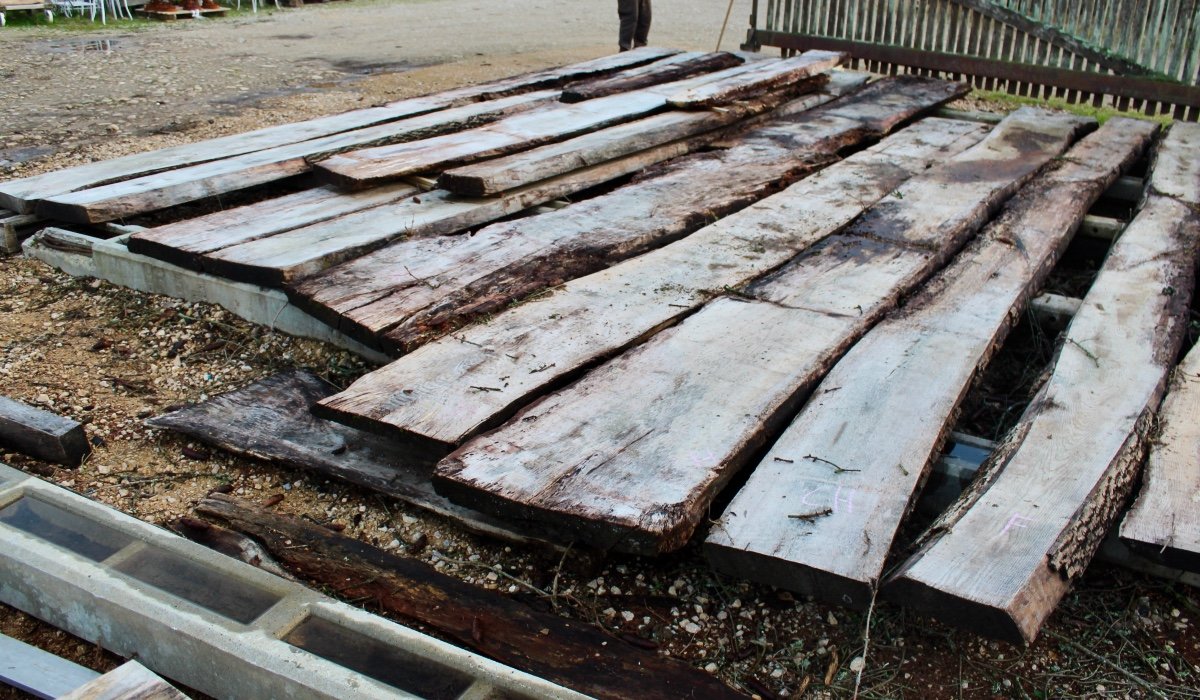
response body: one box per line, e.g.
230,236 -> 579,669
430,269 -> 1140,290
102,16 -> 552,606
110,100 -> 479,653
704,663 -> 718,673
827,612 -> 839,626
849,657 -> 865,672
681,621 -> 702,634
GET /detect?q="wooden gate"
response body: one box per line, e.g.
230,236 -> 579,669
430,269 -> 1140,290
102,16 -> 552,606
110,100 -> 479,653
744,0 -> 1200,119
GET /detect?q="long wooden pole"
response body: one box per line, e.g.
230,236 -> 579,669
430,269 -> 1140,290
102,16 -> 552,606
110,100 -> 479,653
717,0 -> 737,51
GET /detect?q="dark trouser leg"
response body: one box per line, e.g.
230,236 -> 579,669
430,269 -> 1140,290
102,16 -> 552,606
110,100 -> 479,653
634,0 -> 651,47
618,0 -> 639,51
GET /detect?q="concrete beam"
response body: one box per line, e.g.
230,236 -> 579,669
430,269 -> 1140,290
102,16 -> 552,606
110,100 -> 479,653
0,462 -> 585,700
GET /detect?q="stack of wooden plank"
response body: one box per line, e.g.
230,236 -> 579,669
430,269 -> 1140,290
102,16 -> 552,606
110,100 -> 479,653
12,49 -> 1200,646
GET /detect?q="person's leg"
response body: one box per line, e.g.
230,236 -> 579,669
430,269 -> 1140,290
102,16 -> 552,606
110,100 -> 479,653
634,0 -> 651,47
617,0 -> 638,51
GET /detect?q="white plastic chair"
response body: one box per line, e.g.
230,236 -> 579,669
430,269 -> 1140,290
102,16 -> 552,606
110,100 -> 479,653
235,0 -> 280,13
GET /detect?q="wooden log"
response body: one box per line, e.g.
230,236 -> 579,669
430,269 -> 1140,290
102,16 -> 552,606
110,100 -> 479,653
125,182 -> 419,270
0,48 -> 679,214
560,51 -> 743,102
314,117 -> 993,458
0,395 -> 89,466
667,50 -> 845,108
1120,340 -> 1200,572
58,661 -> 189,700
705,119 -> 1157,607
196,131 -> 715,288
191,493 -> 747,700
433,110 -> 1091,554
315,53 -> 840,189
886,123 -> 1200,644
36,91 -> 556,224
146,369 -> 552,547
334,77 -> 971,353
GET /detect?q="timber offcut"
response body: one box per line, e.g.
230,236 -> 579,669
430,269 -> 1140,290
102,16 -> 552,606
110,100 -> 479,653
9,47 -> 1200,650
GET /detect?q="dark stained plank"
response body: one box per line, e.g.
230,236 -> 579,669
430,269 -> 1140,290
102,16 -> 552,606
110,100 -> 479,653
146,369 -> 551,546
560,51 -> 743,102
36,91 -> 555,224
706,119 -> 1158,607
314,117 -> 992,458
294,77 -> 968,353
667,50 -> 845,108
1120,339 -> 1200,572
0,395 -> 89,466
125,182 -> 420,270
191,493 -> 748,700
433,110 -> 1091,554
315,52 -> 842,189
886,122 -> 1200,644
0,48 -> 679,214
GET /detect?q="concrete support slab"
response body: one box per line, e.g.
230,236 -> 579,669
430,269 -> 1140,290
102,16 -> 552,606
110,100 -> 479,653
23,230 -> 389,364
0,462 -> 586,700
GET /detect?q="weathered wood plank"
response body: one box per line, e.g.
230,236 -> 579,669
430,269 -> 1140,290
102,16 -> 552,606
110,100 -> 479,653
706,119 -> 1157,606
315,53 -> 840,189
146,370 -> 552,546
191,493 -> 746,700
437,70 -> 871,198
444,68 -> 864,206
125,182 -> 419,270
433,110 -> 1090,554
0,48 -> 679,214
297,77 -> 968,353
176,78 -> 860,285
197,129 -> 723,288
314,117 -> 993,457
0,631 -> 100,699
0,395 -> 89,466
439,93 -> 784,197
560,51 -> 743,102
667,50 -> 846,107
1120,340 -> 1200,572
36,91 -> 556,224
58,661 -> 189,700
886,123 -> 1200,644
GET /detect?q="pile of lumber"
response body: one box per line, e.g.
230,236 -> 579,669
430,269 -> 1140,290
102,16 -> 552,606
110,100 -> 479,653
10,48 -> 1200,647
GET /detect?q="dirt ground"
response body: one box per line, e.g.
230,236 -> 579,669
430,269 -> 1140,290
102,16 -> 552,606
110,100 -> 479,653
1,2 -> 1199,698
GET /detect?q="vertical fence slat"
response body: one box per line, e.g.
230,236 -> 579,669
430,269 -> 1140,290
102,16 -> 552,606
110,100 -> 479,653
764,0 -> 1198,116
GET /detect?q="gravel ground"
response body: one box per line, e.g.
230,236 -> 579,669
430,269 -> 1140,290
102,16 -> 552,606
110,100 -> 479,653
1,3 -> 1199,698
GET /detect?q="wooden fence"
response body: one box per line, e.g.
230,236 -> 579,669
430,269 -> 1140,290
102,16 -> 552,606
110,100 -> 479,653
744,0 -> 1200,120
